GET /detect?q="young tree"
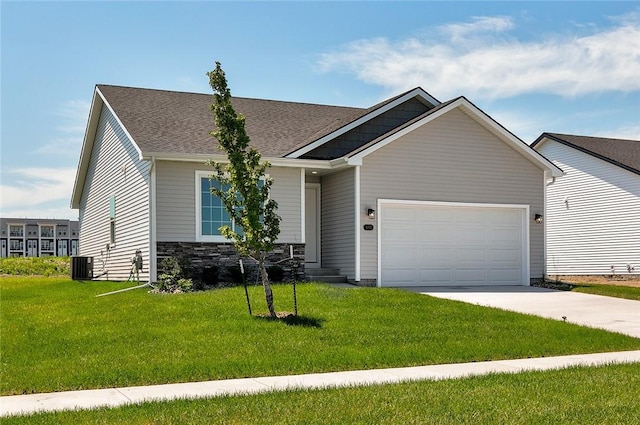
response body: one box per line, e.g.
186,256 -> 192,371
207,62 -> 281,318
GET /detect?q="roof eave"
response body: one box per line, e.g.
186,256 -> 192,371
532,133 -> 639,176
70,87 -> 146,209
142,152 -> 339,170
70,88 -> 103,209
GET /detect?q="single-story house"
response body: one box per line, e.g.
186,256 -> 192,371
532,133 -> 640,276
71,84 -> 562,286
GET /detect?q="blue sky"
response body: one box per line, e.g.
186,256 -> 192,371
1,1 -> 639,220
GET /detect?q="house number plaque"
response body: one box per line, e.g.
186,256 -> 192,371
363,224 -> 374,231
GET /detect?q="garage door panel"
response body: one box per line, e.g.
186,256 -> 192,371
417,208 -> 452,223
490,210 -> 522,225
419,227 -> 451,241
453,227 -> 487,244
380,203 -> 526,287
455,269 -> 489,285
418,269 -> 454,285
490,248 -> 521,263
418,247 -> 453,264
452,209 -> 485,224
382,224 -> 415,241
381,268 -> 417,285
490,228 -> 521,244
489,268 -> 522,284
384,206 -> 417,220
456,248 -> 487,262
384,246 -> 417,264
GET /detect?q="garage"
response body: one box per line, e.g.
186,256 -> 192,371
378,201 -> 529,287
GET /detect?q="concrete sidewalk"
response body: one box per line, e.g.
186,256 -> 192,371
412,286 -> 640,338
2,350 -> 640,417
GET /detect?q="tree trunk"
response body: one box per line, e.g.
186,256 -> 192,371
259,259 -> 276,317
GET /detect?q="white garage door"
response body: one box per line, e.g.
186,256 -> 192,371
379,202 -> 527,287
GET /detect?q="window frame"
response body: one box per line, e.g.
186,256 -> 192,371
195,170 -> 267,243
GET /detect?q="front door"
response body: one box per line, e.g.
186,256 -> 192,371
305,184 -> 321,267
58,239 -> 68,256
1,239 -> 6,258
71,240 -> 78,256
27,239 -> 38,257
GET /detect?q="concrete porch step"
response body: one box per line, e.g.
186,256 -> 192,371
309,275 -> 348,284
307,267 -> 340,275
306,268 -> 348,284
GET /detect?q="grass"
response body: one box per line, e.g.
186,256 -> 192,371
570,284 -> 640,301
2,276 -> 640,396
5,363 -> 640,424
543,280 -> 640,301
0,256 -> 70,276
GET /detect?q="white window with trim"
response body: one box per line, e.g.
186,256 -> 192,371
196,170 -> 266,242
196,171 -> 238,242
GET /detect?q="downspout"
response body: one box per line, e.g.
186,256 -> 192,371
300,168 -> 306,244
149,156 -> 157,283
354,165 -> 361,282
542,171 -> 554,282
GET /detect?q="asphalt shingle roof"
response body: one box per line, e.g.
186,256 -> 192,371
97,85 -> 367,158
535,132 -> 640,175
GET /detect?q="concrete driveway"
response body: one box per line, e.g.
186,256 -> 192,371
406,286 -> 640,339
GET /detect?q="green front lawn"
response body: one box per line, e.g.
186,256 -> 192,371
2,277 -> 639,396
6,363 -> 640,424
571,283 -> 640,301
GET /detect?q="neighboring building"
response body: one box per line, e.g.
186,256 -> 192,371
532,133 -> 640,276
71,84 -> 561,286
0,218 -> 79,258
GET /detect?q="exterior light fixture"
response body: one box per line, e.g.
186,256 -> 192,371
534,214 -> 543,224
367,208 -> 376,219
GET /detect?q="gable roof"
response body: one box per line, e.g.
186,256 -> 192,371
96,84 -> 368,158
532,132 -> 640,175
72,85 -> 562,208
344,96 -> 564,178
285,87 -> 440,157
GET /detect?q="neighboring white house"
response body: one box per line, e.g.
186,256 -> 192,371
532,133 -> 640,276
71,84 -> 562,286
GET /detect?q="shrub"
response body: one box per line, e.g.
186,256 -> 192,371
0,257 -> 70,276
156,257 -> 193,293
266,265 -> 285,282
199,265 -> 219,289
226,265 -> 243,284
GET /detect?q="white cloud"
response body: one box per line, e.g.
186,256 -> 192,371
54,99 -> 91,134
318,14 -> 640,100
0,167 -> 77,218
31,100 -> 90,157
488,108 -> 550,144
0,205 -> 78,220
35,137 -> 83,157
439,16 -> 514,43
593,124 -> 640,141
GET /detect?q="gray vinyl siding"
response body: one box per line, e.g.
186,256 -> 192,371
303,98 -> 431,160
155,161 -> 301,243
321,168 -> 356,278
537,141 -> 640,275
79,106 -> 150,280
360,108 -> 545,281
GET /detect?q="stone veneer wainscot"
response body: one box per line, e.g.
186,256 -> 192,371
156,242 -> 305,283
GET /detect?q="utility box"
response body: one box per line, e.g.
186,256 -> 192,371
71,256 -> 93,280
